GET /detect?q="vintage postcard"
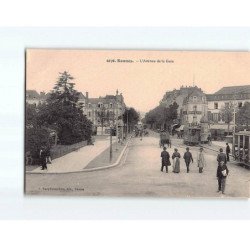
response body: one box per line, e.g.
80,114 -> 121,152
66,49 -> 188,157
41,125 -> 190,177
25,49 -> 250,198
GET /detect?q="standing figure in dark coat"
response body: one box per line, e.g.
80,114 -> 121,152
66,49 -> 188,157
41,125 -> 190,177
216,160 -> 229,194
217,148 -> 227,164
160,146 -> 171,173
40,146 -> 47,170
183,147 -> 193,173
226,143 -> 231,162
172,148 -> 181,173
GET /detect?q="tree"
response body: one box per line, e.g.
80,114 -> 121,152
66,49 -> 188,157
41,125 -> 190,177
96,106 -> 108,135
145,102 -> 179,131
220,102 -> 234,133
37,71 -> 92,144
236,102 -> 250,130
123,107 -> 140,132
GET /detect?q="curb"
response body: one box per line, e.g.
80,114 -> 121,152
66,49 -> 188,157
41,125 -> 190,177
26,139 -> 131,175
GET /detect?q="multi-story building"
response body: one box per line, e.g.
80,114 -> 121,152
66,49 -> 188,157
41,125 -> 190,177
160,85 -> 208,125
26,90 -> 47,106
181,87 -> 208,125
85,90 -> 126,135
206,85 -> 250,123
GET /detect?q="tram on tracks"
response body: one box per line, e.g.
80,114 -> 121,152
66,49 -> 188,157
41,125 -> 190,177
183,124 -> 210,145
233,130 -> 250,168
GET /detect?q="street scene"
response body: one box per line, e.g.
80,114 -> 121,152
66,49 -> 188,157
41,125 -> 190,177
25,50 -> 250,198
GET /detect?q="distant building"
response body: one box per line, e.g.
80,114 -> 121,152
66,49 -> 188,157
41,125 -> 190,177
181,87 -> 208,125
85,90 -> 126,135
206,85 -> 250,123
160,85 -> 208,125
26,90 -> 47,106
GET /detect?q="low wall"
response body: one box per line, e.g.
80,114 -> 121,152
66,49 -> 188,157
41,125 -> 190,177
51,140 -> 88,160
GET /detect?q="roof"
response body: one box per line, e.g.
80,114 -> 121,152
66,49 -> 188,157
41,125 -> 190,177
235,130 -> 250,136
78,92 -> 86,99
88,97 -> 117,105
214,85 -> 250,95
26,90 -> 40,99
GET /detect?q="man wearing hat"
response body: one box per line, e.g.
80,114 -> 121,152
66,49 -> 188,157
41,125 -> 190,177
216,160 -> 229,194
217,148 -> 227,164
183,147 -> 193,173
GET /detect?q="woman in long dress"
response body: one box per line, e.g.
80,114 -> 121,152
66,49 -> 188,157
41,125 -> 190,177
197,147 -> 206,173
172,148 -> 181,173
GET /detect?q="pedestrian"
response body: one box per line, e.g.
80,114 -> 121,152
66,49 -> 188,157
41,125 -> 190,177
216,160 -> 229,194
217,148 -> 227,164
226,143 -> 231,162
45,146 -> 52,164
197,147 -> 206,173
172,148 -> 181,173
207,134 -> 212,145
40,146 -> 47,170
160,146 -> 171,173
183,147 -> 193,173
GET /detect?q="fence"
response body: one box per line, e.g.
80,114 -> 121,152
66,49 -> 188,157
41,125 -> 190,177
50,140 -> 88,160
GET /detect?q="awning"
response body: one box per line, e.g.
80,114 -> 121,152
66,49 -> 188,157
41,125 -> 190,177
210,124 -> 233,131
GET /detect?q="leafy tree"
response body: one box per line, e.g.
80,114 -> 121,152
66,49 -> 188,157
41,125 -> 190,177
25,127 -> 51,162
220,102 -> 234,133
236,102 -> 250,130
96,106 -> 109,135
37,71 -> 92,144
145,102 -> 179,130
123,107 -> 140,132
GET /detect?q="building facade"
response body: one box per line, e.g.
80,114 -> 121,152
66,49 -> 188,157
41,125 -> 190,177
160,86 -> 208,125
206,85 -> 250,123
181,87 -> 208,125
85,90 -> 126,135
26,90 -> 47,106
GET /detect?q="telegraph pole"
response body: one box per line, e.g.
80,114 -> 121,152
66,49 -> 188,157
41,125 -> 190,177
126,109 -> 129,138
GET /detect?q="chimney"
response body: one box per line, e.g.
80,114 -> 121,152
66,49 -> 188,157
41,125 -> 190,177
86,91 -> 89,100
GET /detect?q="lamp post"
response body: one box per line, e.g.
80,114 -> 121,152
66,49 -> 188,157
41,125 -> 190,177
126,109 -> 129,138
110,123 -> 113,162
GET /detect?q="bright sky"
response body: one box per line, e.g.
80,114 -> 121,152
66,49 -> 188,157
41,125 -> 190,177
26,50 -> 250,112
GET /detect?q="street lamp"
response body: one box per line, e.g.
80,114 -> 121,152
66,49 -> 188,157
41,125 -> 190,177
110,122 -> 114,162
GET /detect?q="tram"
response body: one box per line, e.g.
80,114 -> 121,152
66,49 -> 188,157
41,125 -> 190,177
183,125 -> 201,145
233,130 -> 250,168
183,124 -> 210,145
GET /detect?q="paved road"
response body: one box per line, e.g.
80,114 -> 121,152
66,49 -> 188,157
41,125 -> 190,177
26,136 -> 250,198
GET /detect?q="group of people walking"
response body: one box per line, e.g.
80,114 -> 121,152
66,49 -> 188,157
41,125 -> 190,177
160,145 -> 230,194
160,146 -> 206,174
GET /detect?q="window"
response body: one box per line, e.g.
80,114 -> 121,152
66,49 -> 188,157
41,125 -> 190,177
193,96 -> 197,102
238,102 -> 243,108
193,105 -> 197,112
110,103 -> 113,108
225,102 -> 229,108
98,102 -> 103,108
88,112 -> 91,117
88,103 -> 91,108
214,102 -> 218,109
213,113 -> 219,122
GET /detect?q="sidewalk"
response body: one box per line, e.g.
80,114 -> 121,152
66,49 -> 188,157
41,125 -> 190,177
27,136 -> 117,173
202,141 -> 232,153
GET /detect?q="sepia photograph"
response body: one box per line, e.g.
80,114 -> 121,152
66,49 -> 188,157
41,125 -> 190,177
25,49 -> 250,197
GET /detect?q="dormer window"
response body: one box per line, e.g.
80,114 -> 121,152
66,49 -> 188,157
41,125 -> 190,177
193,96 -> 197,102
110,103 -> 113,108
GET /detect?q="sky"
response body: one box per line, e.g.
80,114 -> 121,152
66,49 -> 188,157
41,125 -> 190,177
26,49 -> 250,113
